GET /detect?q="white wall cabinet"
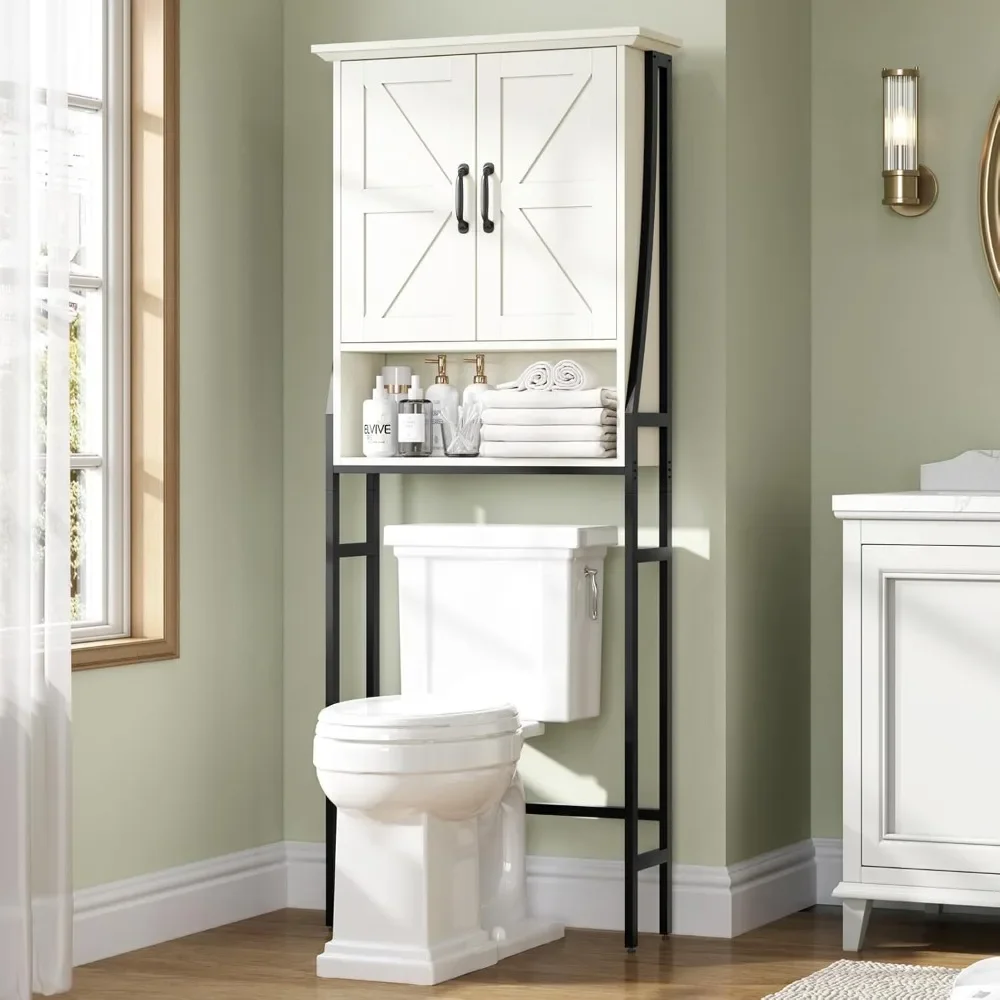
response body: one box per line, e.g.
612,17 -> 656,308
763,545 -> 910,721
314,27 -> 680,468
333,37 -> 627,347
340,55 -> 477,344
834,491 -> 1000,951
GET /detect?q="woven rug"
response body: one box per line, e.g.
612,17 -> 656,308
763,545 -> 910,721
763,959 -> 959,999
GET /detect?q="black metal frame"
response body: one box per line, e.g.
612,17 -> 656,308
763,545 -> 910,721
324,50 -> 671,953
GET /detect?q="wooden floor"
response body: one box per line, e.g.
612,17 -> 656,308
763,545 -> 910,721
67,907 -> 1000,999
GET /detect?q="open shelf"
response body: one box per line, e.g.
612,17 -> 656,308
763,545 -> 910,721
333,348 -> 624,467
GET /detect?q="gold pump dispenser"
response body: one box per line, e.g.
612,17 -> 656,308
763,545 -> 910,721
463,354 -> 488,384
424,355 -> 450,384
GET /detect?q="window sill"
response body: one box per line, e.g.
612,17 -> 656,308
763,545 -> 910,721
72,634 -> 179,671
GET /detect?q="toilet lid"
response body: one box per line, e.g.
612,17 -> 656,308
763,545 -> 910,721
316,694 -> 520,743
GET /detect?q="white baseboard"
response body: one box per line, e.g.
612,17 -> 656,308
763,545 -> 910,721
286,838 -> 816,939
73,844 -> 287,967
813,837 -> 843,907
729,840 -> 817,937
285,841 -> 326,911
74,837 -> 836,966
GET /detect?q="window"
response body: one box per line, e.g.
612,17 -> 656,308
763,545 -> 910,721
58,0 -> 129,641
72,0 -> 178,670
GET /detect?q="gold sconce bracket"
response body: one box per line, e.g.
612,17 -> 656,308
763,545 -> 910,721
884,165 -> 939,217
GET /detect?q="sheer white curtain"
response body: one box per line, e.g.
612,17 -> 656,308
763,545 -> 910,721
0,0 -> 74,996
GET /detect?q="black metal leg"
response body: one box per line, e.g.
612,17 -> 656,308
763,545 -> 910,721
366,474 -> 380,699
324,414 -> 340,930
657,55 -> 673,938
624,414 -> 640,952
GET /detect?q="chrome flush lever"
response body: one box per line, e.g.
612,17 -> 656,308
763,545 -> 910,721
585,567 -> 599,621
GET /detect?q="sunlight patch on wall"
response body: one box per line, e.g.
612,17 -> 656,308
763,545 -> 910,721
518,743 -> 608,806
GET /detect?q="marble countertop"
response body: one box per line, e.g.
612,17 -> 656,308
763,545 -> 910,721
833,491 -> 1000,519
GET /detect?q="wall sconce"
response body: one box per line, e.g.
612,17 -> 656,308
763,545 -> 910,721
882,68 -> 938,217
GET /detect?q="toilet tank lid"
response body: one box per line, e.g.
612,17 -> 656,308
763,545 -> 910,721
383,523 -> 618,550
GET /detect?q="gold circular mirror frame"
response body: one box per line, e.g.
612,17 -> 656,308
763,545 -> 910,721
981,97 -> 1000,299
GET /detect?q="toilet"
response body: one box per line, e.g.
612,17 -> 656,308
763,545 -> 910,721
313,523 -> 616,986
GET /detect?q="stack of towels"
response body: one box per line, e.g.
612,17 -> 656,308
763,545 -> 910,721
478,360 -> 617,459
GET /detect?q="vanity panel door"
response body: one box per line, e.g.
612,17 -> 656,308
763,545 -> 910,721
340,55 -> 476,343
475,48 -> 617,342
860,543 -> 1000,875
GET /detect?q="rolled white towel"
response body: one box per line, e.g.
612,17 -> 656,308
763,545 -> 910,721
497,361 -> 553,391
482,387 -> 617,410
552,359 -> 599,391
479,441 -> 616,459
481,407 -> 617,427
481,424 -> 616,443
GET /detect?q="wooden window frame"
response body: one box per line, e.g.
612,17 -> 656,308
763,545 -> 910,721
73,0 -> 179,670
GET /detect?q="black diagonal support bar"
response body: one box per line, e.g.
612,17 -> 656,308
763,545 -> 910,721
323,49 -> 673,954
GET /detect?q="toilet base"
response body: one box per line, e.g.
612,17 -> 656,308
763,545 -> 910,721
493,917 -> 565,961
317,930 -> 498,986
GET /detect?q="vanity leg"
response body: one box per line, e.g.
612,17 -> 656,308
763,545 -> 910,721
842,899 -> 872,952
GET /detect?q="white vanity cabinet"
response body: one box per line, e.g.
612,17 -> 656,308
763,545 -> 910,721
313,27 -> 680,468
834,491 -> 1000,950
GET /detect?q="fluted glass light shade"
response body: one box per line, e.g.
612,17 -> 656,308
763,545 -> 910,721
883,68 -> 920,205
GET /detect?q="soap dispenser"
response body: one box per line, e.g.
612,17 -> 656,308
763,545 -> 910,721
423,355 -> 460,457
462,354 -> 494,406
397,375 -> 432,458
362,375 -> 396,458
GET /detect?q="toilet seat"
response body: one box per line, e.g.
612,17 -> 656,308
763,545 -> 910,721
317,694 -> 519,742
314,695 -> 522,775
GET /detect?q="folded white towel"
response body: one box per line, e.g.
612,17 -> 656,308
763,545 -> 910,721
482,388 -> 617,410
481,424 -> 616,443
479,441 -> 616,459
497,361 -> 552,391
481,407 -> 617,427
552,359 -> 598,391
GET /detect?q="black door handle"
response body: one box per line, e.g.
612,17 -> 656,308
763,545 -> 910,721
455,164 -> 470,233
481,162 -> 495,233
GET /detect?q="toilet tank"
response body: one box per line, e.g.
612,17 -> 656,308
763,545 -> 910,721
384,524 -> 617,723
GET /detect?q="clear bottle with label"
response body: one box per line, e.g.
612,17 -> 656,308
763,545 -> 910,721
362,375 -> 396,458
423,355 -> 460,456
396,375 -> 432,458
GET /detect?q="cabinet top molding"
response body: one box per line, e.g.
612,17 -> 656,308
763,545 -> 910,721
834,491 -> 1000,520
311,26 -> 682,62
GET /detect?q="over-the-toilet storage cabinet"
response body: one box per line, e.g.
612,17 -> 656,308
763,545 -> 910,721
834,493 -> 1000,950
312,28 -> 679,468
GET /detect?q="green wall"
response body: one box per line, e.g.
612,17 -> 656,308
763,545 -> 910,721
725,0 -> 812,861
811,0 -> 1000,837
72,0 -> 285,889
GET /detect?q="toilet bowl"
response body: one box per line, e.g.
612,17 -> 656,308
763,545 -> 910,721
314,523 -> 615,985
314,694 -> 548,985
